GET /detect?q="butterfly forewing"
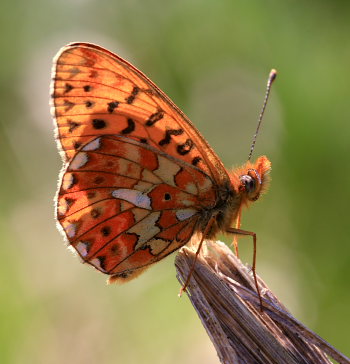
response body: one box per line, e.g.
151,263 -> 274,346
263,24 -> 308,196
51,43 -> 229,185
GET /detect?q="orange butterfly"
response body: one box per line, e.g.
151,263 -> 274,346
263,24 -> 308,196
51,43 -> 274,295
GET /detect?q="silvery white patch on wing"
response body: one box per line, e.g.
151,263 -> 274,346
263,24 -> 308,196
57,198 -> 68,215
176,208 -> 197,221
64,222 -> 78,238
112,188 -> 151,210
69,152 -> 88,170
75,241 -> 89,257
82,137 -> 101,151
90,258 -> 107,273
62,173 -> 74,190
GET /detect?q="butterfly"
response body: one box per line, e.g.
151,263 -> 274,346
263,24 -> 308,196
51,43 -> 273,290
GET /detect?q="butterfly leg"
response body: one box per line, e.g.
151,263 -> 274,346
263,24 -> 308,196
232,209 -> 242,257
226,227 -> 263,311
179,215 -> 217,297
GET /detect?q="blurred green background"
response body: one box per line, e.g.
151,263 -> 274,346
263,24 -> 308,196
1,0 -> 349,363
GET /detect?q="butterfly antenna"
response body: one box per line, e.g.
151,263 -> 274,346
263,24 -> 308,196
247,69 -> 277,161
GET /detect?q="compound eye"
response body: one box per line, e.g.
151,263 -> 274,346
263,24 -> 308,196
240,175 -> 256,194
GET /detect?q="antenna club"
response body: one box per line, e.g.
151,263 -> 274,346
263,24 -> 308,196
269,69 -> 277,83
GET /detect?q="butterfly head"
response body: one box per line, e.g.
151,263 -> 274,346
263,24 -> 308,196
230,156 -> 271,205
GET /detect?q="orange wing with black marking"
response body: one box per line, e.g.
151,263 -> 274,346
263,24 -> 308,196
56,135 -> 216,280
51,43 -> 230,185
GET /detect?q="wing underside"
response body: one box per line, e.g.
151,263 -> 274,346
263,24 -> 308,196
51,42 -> 230,185
57,135 -> 217,278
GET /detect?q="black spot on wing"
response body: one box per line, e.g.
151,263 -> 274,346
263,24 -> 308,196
91,208 -> 101,218
107,101 -> 119,113
96,256 -> 107,271
101,226 -> 111,236
145,111 -> 164,126
64,100 -> 75,111
64,83 -> 74,93
68,120 -> 80,133
92,119 -> 106,129
177,139 -> 193,155
73,141 -> 81,150
125,86 -> 140,104
158,129 -> 184,146
192,156 -> 202,166
121,118 -> 135,134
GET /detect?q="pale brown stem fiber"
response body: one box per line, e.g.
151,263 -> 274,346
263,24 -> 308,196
175,241 -> 350,364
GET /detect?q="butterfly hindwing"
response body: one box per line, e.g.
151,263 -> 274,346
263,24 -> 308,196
56,135 -> 217,278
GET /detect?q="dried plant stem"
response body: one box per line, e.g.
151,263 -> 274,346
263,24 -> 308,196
175,241 -> 350,364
